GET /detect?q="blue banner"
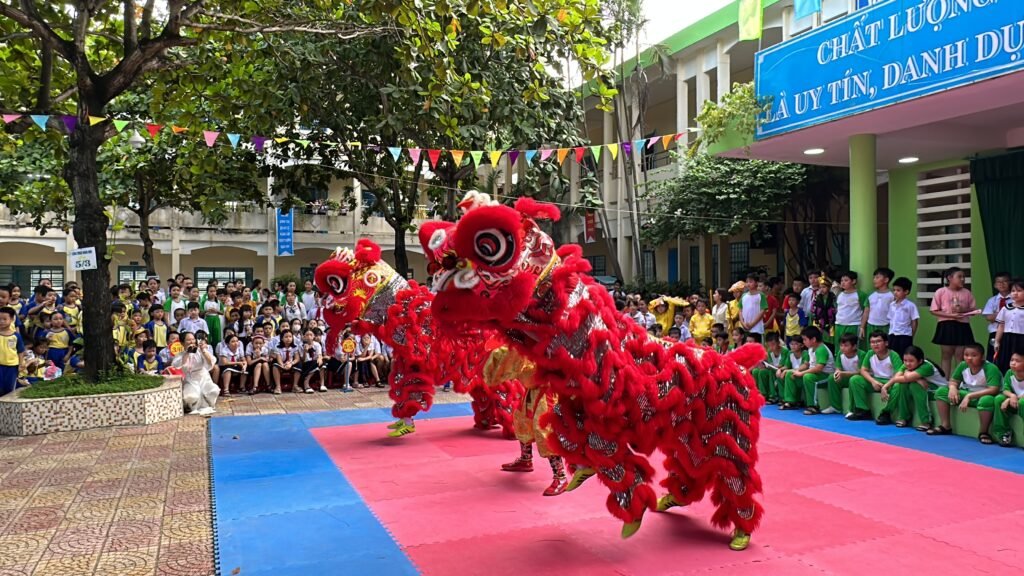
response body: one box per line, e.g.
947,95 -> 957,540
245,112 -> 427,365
755,0 -> 1024,139
277,209 -> 294,257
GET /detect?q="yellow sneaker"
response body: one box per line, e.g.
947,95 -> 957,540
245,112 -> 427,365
565,467 -> 595,492
729,529 -> 751,551
621,520 -> 642,539
386,420 -> 404,430
387,423 -> 415,438
656,494 -> 683,512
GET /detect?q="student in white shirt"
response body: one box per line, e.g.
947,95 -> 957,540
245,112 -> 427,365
738,275 -> 767,342
860,267 -> 894,346
886,277 -> 919,356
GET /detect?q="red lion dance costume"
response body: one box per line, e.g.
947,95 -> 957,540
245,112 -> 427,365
314,239 -> 522,438
425,193 -> 766,549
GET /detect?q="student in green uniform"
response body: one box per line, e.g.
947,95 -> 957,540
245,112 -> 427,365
778,336 -> 809,408
847,331 -> 904,423
834,271 -> 868,352
991,351 -> 1024,447
883,346 -> 946,431
928,342 -> 1001,442
798,327 -> 836,415
753,332 -> 788,404
826,333 -> 864,415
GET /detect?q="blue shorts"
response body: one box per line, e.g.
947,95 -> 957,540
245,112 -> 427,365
0,365 -> 18,396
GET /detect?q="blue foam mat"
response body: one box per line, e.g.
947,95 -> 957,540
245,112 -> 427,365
210,405 -> 475,576
762,409 -> 1024,474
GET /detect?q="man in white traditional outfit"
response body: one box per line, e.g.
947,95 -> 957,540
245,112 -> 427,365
172,332 -> 220,415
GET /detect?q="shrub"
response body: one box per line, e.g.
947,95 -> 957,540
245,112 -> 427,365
18,373 -> 164,400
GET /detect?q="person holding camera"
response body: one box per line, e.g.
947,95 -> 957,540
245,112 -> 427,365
172,331 -> 220,415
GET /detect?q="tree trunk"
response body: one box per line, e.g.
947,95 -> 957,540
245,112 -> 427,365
66,124 -> 115,381
139,209 -> 156,275
393,229 -> 410,278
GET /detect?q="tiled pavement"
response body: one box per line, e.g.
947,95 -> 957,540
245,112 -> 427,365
0,387 -> 467,575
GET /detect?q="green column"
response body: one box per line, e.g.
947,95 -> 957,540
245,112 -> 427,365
849,134 -> 877,278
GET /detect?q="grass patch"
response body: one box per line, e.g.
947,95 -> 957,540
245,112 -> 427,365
18,373 -> 165,400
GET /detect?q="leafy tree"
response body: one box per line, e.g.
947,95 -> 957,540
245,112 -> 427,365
0,0 -> 613,380
641,153 -> 806,244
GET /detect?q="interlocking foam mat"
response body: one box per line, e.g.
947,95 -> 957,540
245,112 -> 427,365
210,404 -> 1024,576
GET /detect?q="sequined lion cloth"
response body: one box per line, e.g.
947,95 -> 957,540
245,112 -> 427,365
425,193 -> 767,537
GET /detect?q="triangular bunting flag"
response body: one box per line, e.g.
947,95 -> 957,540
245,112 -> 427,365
590,145 -> 602,164
489,151 -> 503,166
88,116 -> 106,126
661,135 -> 674,150
61,115 -> 78,133
540,149 -> 554,162
296,139 -> 310,148
469,151 -> 483,166
675,132 -> 687,141
574,147 -> 585,163
607,143 -> 619,160
30,115 -> 49,131
408,148 -> 422,165
508,150 -> 520,167
2,114 -> 22,125
451,150 -> 465,166
274,137 -> 290,144
145,124 -> 163,138
171,125 -> 188,134
388,147 -> 402,161
633,139 -> 645,153
203,131 -> 220,147
427,149 -> 442,169
524,150 -> 537,164
113,119 -> 129,133
556,148 -> 570,164
251,136 -> 269,152
622,141 -> 633,156
227,134 -> 241,148
647,137 -> 659,149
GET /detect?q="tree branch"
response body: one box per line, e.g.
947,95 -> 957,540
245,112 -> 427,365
0,1 -> 74,60
36,41 -> 52,110
123,0 -> 137,54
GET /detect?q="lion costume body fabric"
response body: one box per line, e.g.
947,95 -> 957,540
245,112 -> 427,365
423,193 -> 766,540
313,240 -> 521,435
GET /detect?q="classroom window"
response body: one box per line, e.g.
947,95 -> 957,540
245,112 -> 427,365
730,242 -> 750,283
118,266 -> 150,286
299,267 -> 317,283
641,249 -> 656,281
0,266 -> 64,291
193,268 -> 253,288
584,255 -> 607,276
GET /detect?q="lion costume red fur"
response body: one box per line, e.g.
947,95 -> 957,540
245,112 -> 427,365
313,239 -> 521,435
424,193 -> 766,542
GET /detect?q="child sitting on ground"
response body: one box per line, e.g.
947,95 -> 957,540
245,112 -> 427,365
928,342 -> 1000,443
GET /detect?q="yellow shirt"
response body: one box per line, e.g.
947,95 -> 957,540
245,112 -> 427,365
648,298 -> 686,334
727,300 -> 742,335
151,322 -> 169,348
47,328 -> 70,350
785,310 -> 803,338
113,325 -> 131,349
60,304 -> 81,329
0,331 -> 24,366
689,312 -> 714,342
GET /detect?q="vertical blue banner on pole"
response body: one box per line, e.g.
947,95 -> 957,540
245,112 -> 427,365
277,209 -> 294,256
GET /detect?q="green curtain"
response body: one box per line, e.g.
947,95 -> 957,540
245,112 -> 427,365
972,151 -> 1024,278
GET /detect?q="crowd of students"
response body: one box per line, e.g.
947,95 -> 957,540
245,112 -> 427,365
0,275 -> 394,408
610,267 -> 1024,448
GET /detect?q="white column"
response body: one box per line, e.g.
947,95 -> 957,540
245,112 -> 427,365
351,178 -> 362,242
602,111 -> 614,204
716,40 -> 731,101
568,155 -> 580,242
696,67 -> 710,113
782,6 -> 794,40
170,212 -> 181,276
65,235 -> 77,284
675,58 -> 689,147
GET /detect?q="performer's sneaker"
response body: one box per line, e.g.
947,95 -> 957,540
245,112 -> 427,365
543,476 -> 568,496
387,423 -> 415,438
566,467 -> 595,491
500,458 -> 534,472
621,520 -> 642,539
729,529 -> 751,551
656,494 -> 684,512
386,420 -> 404,430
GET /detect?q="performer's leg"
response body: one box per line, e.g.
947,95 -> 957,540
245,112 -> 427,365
543,456 -> 567,496
501,442 -> 534,472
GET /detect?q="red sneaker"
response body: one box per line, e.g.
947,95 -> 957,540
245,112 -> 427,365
543,476 -> 568,496
500,459 -> 534,472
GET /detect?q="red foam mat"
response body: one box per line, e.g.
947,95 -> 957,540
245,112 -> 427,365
312,417 -> 1021,575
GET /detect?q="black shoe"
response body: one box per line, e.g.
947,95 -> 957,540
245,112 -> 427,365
999,432 -> 1014,447
875,413 -> 892,426
846,410 -> 870,421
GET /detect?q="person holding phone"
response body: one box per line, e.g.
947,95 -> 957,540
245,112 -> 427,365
172,332 -> 220,415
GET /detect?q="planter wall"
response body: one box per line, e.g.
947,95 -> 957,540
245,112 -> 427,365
0,376 -> 184,436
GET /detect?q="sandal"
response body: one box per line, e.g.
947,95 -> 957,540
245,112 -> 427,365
926,426 -> 952,436
803,407 -> 820,416
999,432 -> 1013,447
894,421 -> 908,428
978,433 -> 994,445
914,425 -> 930,432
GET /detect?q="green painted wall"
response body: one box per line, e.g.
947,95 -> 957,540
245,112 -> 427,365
887,160 -> 993,363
